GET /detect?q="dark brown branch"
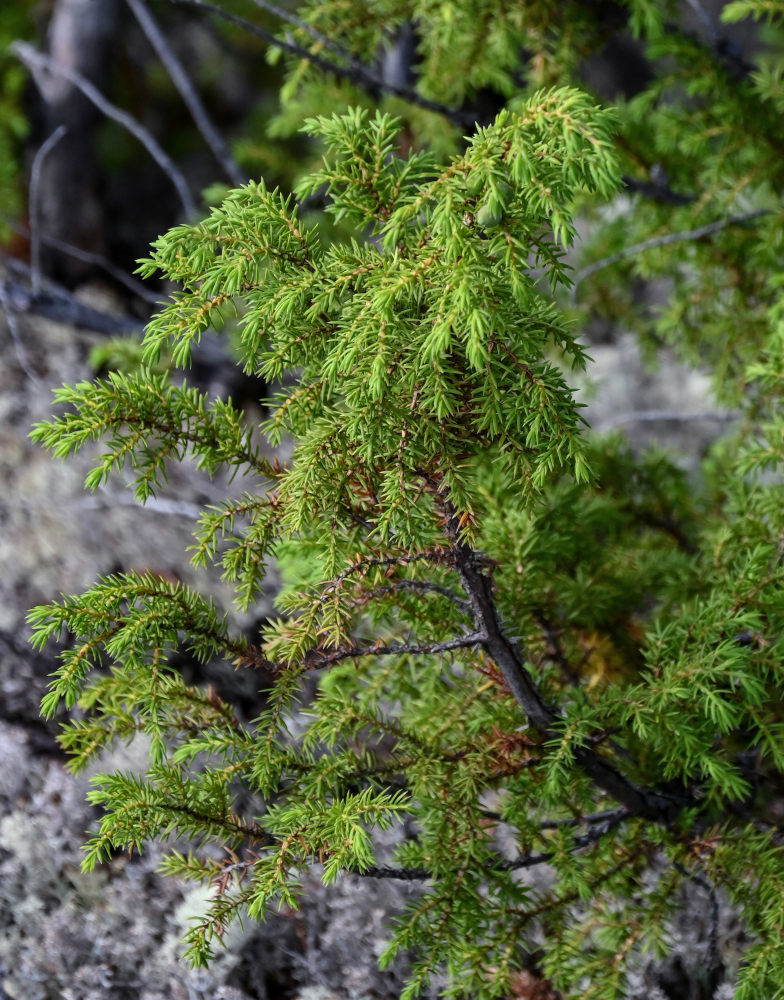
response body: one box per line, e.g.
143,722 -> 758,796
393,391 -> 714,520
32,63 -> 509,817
320,548 -> 454,600
360,864 -> 431,881
442,507 -> 688,824
155,800 -> 275,844
246,0 -> 359,66
621,174 -> 694,206
445,519 -> 557,734
305,632 -> 484,670
0,274 -> 142,335
359,808 -> 629,881
537,806 -> 629,830
347,579 -> 471,614
165,0 -> 352,79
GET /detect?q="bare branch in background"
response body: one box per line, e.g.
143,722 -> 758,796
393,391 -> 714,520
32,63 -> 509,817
12,41 -> 197,218
573,208 -> 770,291
69,492 -> 205,519
125,0 -> 245,188
1,215 -> 161,303
684,0 -> 720,47
0,283 -> 42,386
165,0 -> 366,82
0,272 -> 142,336
28,125 -> 68,296
621,174 -> 694,206
604,409 -> 740,429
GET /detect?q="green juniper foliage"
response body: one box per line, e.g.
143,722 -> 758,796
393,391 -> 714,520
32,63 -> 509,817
27,2 -> 784,997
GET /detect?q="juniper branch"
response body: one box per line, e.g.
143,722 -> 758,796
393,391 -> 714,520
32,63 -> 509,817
304,632 -> 485,670
443,506 -> 688,823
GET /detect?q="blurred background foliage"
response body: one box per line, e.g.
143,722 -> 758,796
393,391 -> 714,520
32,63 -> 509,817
0,2 -> 34,237
0,1 -> 768,302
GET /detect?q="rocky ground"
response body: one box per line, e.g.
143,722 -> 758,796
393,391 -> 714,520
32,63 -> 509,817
0,272 -> 746,999
0,285 -> 417,1000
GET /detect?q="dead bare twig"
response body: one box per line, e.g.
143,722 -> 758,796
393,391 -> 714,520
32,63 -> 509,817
12,41 -> 197,218
125,0 -> 245,188
0,215 -> 161,304
28,125 -> 68,296
0,283 -> 41,386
